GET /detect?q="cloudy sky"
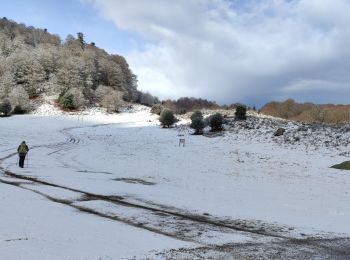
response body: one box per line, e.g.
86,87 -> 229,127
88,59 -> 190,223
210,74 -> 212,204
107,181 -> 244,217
2,0 -> 350,106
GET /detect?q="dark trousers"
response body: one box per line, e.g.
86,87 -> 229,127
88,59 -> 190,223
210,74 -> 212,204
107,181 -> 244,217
19,155 -> 26,168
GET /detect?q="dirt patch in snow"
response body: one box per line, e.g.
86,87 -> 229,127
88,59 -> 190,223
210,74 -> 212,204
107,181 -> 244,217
113,177 -> 156,185
153,237 -> 350,259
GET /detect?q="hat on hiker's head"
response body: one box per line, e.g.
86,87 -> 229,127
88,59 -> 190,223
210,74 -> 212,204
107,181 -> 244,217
22,141 -> 25,144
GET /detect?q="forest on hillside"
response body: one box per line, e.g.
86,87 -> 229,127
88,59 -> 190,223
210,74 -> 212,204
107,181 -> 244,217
0,17 -> 143,113
0,18 -> 227,116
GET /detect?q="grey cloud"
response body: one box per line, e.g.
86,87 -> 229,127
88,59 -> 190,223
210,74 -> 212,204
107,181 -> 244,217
86,0 -> 350,106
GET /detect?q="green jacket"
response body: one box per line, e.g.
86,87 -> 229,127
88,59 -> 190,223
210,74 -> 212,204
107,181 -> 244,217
17,144 -> 29,155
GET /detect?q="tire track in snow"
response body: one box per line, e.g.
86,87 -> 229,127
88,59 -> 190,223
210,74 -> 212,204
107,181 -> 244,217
1,171 -> 350,256
154,237 -> 350,259
0,170 -> 328,241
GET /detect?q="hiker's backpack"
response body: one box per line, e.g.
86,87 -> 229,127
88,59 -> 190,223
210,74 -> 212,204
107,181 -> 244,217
18,144 -> 27,154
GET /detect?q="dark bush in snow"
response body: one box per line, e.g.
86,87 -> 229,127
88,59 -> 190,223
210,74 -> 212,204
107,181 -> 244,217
235,104 -> 247,120
159,109 -> 176,127
13,105 -> 26,114
0,99 -> 12,116
59,88 -> 86,110
274,128 -> 285,136
209,113 -> 224,132
190,110 -> 203,121
190,116 -> 205,135
59,91 -> 75,110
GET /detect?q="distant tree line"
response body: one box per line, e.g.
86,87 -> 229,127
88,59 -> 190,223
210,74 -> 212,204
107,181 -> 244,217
0,17 -> 139,114
261,99 -> 350,123
161,97 -> 220,114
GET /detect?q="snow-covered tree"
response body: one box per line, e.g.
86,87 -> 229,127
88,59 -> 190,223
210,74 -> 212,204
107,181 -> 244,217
8,86 -> 30,112
95,85 -> 123,112
8,50 -> 45,97
0,70 -> 15,99
67,87 -> 86,109
57,56 -> 85,91
34,46 -> 59,80
39,74 -> 58,95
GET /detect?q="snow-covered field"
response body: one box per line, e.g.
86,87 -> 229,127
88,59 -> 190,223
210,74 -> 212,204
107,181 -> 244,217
1,104 -> 350,259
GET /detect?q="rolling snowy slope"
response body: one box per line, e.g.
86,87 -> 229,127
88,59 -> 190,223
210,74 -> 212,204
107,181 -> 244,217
1,104 -> 350,259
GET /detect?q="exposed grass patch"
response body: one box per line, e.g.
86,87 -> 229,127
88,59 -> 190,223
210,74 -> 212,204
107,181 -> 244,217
331,161 -> 350,170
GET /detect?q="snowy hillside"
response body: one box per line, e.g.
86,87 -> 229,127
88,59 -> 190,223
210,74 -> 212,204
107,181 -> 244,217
1,105 -> 350,259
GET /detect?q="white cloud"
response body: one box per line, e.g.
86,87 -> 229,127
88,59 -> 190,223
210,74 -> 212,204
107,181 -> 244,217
86,0 -> 350,106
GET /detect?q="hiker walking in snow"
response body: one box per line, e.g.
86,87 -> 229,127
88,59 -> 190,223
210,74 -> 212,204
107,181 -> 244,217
17,141 -> 29,168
